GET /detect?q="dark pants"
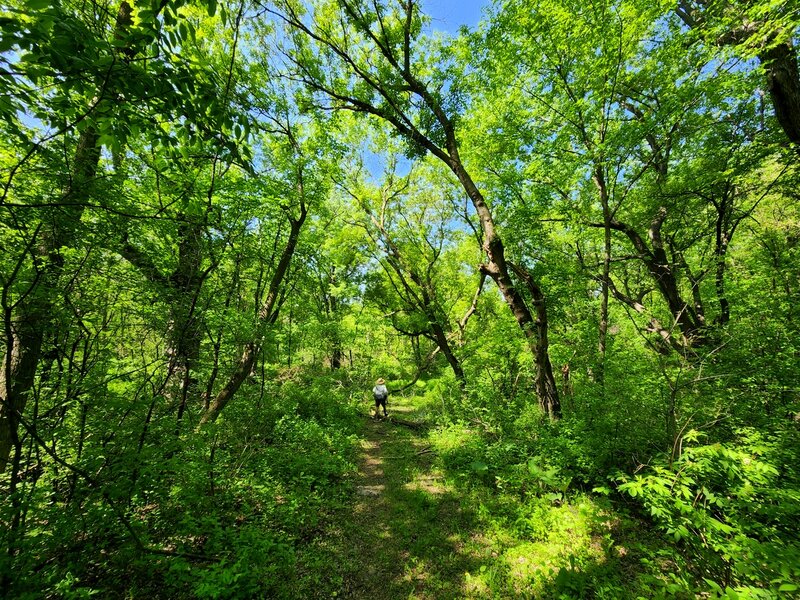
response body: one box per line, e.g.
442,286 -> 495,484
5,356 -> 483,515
374,395 -> 387,416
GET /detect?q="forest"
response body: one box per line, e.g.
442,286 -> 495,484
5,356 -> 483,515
1,0 -> 799,597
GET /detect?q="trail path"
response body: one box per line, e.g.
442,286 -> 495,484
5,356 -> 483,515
294,394 -> 650,599
309,396 -> 485,599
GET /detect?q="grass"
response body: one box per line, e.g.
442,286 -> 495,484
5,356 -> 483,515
290,393 -> 680,599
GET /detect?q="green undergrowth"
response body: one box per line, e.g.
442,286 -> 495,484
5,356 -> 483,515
425,420 -> 686,599
3,372 -> 363,599
7,376 -> 797,598
286,390 -> 689,599
422,387 -> 800,599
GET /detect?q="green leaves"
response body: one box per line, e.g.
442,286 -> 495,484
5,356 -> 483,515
469,460 -> 490,477
527,455 -> 571,499
616,429 -> 800,592
1,1 -> 798,598
24,0 -> 50,9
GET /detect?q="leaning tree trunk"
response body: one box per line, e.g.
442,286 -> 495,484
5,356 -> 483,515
450,160 -> 561,418
200,202 -> 307,425
600,211 -> 706,348
276,0 -> 560,417
428,310 -> 466,387
365,201 -> 468,390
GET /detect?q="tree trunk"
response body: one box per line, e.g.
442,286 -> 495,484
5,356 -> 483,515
429,317 -> 466,387
451,160 -> 561,418
761,40 -> 800,147
200,203 -> 307,425
327,273 -> 343,370
331,346 -> 343,370
604,212 -> 705,348
201,342 -> 259,425
366,202 -> 468,389
715,223 -> 731,326
0,1 -> 137,472
168,221 -> 205,410
0,129 -> 101,473
507,261 -> 561,418
1,422 -> 23,596
278,0 -> 560,416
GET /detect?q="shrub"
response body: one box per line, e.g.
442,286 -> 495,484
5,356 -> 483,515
616,427 -> 800,594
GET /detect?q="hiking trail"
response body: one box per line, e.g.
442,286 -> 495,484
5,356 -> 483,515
303,395 -> 487,599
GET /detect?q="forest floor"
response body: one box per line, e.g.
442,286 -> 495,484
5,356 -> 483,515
293,394 -> 662,599
297,395 -> 481,598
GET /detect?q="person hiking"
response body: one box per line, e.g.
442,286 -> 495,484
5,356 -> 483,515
372,378 -> 388,418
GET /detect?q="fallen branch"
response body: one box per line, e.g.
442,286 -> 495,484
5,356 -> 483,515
387,416 -> 427,431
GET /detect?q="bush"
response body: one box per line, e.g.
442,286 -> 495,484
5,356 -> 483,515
616,427 -> 800,594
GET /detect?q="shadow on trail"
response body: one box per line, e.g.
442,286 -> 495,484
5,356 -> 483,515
293,395 -> 666,599
306,398 -> 488,599
351,422 -> 484,598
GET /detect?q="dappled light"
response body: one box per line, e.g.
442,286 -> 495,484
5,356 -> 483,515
1,0 -> 799,597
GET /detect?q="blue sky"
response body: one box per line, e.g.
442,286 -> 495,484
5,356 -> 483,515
423,0 -> 487,33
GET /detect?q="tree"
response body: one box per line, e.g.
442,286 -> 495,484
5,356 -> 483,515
338,151 -> 485,387
675,0 -> 800,149
477,0 -> 783,356
1,0 -> 137,473
199,114 -> 339,423
268,0 -> 560,417
0,0 -> 255,468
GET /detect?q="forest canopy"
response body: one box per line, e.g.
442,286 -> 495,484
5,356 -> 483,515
1,0 -> 799,597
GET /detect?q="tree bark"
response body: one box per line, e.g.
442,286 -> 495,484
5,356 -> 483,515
428,312 -> 466,386
360,192 -> 468,388
168,221 -> 205,422
200,201 -> 307,425
0,129 -> 101,473
453,159 -> 560,417
121,216 -> 209,421
599,212 -> 705,346
507,261 -> 561,417
713,192 -> 732,326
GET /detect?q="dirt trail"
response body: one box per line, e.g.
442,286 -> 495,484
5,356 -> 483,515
339,417 -> 401,595
295,396 -> 657,599
317,399 -> 482,599
354,420 -> 387,499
